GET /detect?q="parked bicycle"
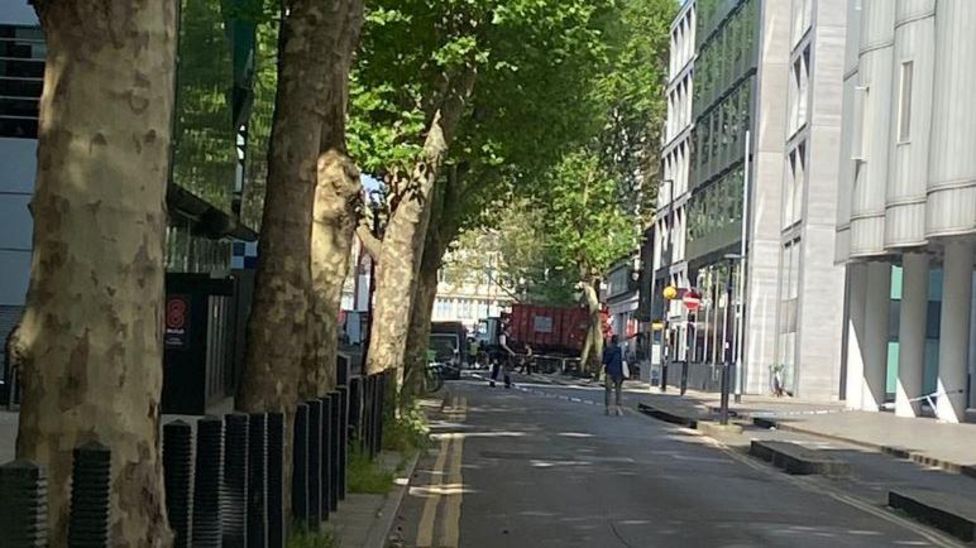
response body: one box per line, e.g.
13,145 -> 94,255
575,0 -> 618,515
423,362 -> 446,394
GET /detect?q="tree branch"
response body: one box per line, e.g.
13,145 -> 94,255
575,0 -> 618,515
356,221 -> 382,260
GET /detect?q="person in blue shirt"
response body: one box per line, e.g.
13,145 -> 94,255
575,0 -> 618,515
603,335 -> 625,416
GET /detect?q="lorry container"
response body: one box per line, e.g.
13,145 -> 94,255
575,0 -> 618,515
506,304 -> 610,356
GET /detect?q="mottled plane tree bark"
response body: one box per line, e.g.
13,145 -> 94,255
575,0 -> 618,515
301,0 -> 365,399
237,0 -> 331,413
360,71 -> 477,381
13,1 -> 177,544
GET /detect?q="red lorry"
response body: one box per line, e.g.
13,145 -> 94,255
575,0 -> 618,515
505,304 -> 611,356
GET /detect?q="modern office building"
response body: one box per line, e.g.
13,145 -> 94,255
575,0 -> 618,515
836,0 -> 976,423
0,0 -> 266,404
651,0 -> 848,400
652,0 -> 695,364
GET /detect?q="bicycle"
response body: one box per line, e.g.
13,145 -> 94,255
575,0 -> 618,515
423,363 -> 446,394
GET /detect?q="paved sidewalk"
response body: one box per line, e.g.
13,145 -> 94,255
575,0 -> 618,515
522,372 -> 976,476
334,451 -> 420,548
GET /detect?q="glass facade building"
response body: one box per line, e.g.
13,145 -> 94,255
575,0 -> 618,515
652,0 -> 849,401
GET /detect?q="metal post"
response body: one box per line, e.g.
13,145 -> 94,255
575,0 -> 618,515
319,395 -> 333,519
336,386 -> 349,500
720,260 -> 735,425
194,416 -> 224,547
0,459 -> 48,547
735,130 -> 751,403
266,412 -> 285,548
247,412 -> 268,548
68,441 -> 113,548
328,392 -> 341,511
163,421 -> 193,548
348,377 -> 362,443
291,403 -> 310,525
305,399 -> 323,527
660,317 -> 669,392
224,413 -> 250,547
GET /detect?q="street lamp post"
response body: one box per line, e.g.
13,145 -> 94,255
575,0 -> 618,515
720,253 -> 742,425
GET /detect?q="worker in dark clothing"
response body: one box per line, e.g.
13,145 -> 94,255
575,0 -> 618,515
603,335 -> 625,416
491,324 -> 515,388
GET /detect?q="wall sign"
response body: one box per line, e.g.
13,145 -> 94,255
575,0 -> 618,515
165,295 -> 190,349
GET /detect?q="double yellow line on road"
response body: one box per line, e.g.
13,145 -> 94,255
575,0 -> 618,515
417,396 -> 467,548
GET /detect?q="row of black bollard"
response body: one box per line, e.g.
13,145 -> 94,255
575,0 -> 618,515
0,442 -> 109,548
354,372 -> 387,459
0,360 -> 360,545
291,356 -> 360,529
161,412 -> 284,548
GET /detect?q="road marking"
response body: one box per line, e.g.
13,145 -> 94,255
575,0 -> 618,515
442,397 -> 466,547
417,398 -> 456,547
418,396 -> 467,548
699,435 -> 965,547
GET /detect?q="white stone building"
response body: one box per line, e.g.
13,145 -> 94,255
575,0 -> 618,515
836,0 -> 976,422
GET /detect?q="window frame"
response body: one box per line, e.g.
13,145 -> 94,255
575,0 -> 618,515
897,59 -> 914,144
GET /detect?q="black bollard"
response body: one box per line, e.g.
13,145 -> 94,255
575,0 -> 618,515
328,392 -> 341,510
360,376 -> 371,454
319,395 -> 333,519
247,412 -> 268,548
163,421 -> 193,548
336,386 -> 349,500
336,354 -> 350,387
374,373 -> 387,456
348,377 -> 362,442
0,460 -> 48,547
369,375 -> 380,458
292,403 -> 310,525
68,440 -> 111,548
266,412 -> 285,548
194,416 -> 224,547
223,413 -> 249,547
305,399 -> 324,527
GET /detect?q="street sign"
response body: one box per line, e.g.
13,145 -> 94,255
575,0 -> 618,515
682,291 -> 702,312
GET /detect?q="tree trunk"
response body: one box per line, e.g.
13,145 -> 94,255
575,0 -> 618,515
366,70 -> 477,379
580,280 -> 604,376
403,263 -> 439,397
401,168 -> 463,395
301,0 -> 364,399
15,1 -> 177,545
238,0 -> 330,413
238,1 -> 333,525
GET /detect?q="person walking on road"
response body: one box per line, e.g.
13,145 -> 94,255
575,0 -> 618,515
603,335 -> 625,416
491,324 -> 515,388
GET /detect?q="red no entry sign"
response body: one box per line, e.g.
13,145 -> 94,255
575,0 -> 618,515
682,291 -> 702,312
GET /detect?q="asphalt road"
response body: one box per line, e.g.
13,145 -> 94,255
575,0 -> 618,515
390,376 -> 961,548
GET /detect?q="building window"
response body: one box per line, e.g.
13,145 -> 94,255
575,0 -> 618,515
789,47 -> 810,135
0,25 -> 45,139
784,142 -> 806,229
898,60 -> 913,143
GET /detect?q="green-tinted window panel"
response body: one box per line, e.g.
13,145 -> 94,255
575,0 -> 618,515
886,341 -> 899,396
890,265 -> 903,299
172,0 -> 237,214
926,299 -> 941,339
241,14 -> 279,232
928,268 -> 943,301
923,339 -> 939,395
